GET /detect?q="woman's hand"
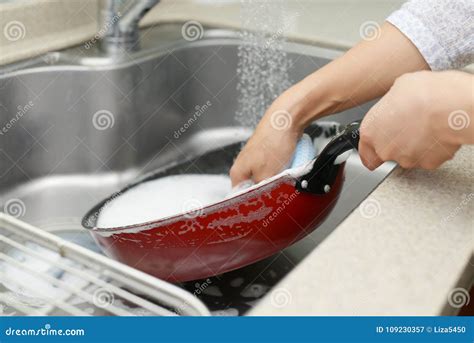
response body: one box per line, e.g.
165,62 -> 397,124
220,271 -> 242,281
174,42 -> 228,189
230,89 -> 305,187
359,71 -> 473,170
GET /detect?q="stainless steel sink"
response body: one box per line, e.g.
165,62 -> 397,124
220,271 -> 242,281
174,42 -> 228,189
0,24 -> 395,315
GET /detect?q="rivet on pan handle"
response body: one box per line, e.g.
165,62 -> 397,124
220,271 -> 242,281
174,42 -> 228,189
297,120 -> 361,195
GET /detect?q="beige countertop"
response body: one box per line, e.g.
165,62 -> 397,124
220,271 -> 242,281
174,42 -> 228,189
1,0 -> 472,315
0,0 -> 97,66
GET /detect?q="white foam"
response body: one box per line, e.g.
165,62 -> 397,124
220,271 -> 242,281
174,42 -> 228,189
97,174 -> 231,228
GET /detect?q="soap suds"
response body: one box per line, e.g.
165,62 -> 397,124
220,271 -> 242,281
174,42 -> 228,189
97,174 -> 231,228
202,285 -> 223,297
230,277 -> 245,288
240,284 -> 269,298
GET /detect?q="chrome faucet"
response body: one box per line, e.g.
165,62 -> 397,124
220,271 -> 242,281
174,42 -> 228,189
99,0 -> 160,53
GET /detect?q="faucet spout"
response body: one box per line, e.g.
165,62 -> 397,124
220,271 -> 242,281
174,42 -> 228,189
100,0 -> 160,53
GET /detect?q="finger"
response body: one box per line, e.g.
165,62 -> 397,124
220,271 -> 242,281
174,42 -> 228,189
358,140 -> 384,170
230,162 -> 253,188
252,169 -> 277,184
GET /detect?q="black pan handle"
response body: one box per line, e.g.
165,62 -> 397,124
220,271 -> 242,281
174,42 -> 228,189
296,120 -> 361,195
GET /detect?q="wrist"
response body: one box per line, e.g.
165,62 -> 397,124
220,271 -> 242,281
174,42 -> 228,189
286,71 -> 344,129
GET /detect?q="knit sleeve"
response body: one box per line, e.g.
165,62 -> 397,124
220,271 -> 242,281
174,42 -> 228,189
387,0 -> 474,70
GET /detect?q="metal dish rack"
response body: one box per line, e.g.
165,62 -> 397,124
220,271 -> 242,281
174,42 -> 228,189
0,213 -> 210,316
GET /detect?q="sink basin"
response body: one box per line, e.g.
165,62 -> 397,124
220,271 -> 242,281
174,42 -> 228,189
0,24 -> 395,315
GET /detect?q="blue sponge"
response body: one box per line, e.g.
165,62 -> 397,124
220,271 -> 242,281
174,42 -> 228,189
290,134 -> 317,169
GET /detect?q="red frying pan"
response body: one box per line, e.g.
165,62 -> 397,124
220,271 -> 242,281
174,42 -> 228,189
83,121 -> 360,282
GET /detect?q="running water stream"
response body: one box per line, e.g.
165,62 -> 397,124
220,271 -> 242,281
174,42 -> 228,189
235,0 -> 294,128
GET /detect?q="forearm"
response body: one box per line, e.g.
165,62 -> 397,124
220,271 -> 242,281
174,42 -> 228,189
286,22 -> 429,129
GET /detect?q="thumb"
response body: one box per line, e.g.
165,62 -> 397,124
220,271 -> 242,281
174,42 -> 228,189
358,140 -> 383,170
